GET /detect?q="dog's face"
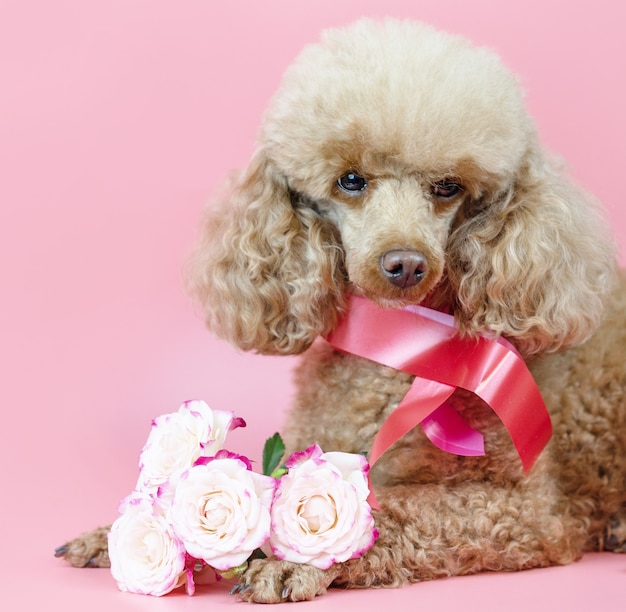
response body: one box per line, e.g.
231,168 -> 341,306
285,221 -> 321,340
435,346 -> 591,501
292,161 -> 473,308
260,19 -> 533,308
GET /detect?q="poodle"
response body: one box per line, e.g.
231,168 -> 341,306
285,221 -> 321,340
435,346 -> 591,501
58,18 -> 626,603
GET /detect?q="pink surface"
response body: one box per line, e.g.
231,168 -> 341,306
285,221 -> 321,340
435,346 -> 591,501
2,1 -> 625,609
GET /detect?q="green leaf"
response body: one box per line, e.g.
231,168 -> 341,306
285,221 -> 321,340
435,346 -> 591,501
262,432 -> 286,476
248,548 -> 268,561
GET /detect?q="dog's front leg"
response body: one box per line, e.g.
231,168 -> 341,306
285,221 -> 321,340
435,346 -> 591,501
332,480 -> 585,588
235,477 -> 584,602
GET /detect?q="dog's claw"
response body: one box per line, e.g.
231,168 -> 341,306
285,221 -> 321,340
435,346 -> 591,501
54,545 -> 69,558
282,586 -> 292,600
230,583 -> 242,595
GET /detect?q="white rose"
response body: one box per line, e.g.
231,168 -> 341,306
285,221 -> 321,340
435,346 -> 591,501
169,451 -> 276,571
269,445 -> 378,569
136,400 -> 244,495
108,493 -> 187,596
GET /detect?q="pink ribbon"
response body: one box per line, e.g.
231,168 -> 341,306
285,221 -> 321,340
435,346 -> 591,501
325,295 -> 552,509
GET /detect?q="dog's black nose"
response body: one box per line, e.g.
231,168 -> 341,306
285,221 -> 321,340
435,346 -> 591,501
380,249 -> 427,289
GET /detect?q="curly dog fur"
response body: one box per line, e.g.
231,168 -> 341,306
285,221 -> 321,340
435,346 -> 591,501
59,19 -> 626,603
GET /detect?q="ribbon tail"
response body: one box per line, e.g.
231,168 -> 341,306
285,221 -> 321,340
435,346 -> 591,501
474,351 -> 553,474
421,402 -> 485,456
369,378 -> 456,465
367,378 -> 456,509
489,394 -> 552,474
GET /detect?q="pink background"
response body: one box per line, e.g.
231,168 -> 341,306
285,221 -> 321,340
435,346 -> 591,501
2,0 -> 625,609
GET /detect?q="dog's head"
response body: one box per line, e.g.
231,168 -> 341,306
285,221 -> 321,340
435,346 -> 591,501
188,19 -> 615,357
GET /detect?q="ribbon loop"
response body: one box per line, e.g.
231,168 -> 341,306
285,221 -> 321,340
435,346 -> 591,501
325,296 -> 552,508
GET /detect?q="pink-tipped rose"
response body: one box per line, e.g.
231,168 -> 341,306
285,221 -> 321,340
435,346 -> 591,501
136,400 -> 244,495
108,493 -> 187,596
269,445 -> 378,569
169,451 -> 276,571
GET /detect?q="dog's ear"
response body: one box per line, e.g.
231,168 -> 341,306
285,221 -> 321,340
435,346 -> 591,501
186,149 -> 345,355
445,142 -> 615,357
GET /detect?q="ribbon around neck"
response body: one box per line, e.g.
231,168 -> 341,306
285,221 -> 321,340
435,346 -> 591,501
324,295 -> 552,509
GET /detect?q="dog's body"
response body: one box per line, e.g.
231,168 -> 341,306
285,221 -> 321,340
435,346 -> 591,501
60,19 -> 626,602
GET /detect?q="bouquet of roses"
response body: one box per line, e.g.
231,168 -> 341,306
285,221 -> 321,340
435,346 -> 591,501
108,400 -> 378,596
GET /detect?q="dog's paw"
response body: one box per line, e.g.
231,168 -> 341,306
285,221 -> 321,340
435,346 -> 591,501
232,558 -> 337,603
54,525 -> 111,568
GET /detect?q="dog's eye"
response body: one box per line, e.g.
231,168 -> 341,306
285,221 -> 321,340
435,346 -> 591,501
338,172 -> 368,194
431,180 -> 463,199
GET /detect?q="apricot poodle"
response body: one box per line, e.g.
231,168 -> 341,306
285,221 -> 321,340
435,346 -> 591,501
59,18 -> 626,603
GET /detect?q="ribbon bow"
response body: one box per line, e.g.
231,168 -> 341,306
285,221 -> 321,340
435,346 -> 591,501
325,295 -> 552,509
